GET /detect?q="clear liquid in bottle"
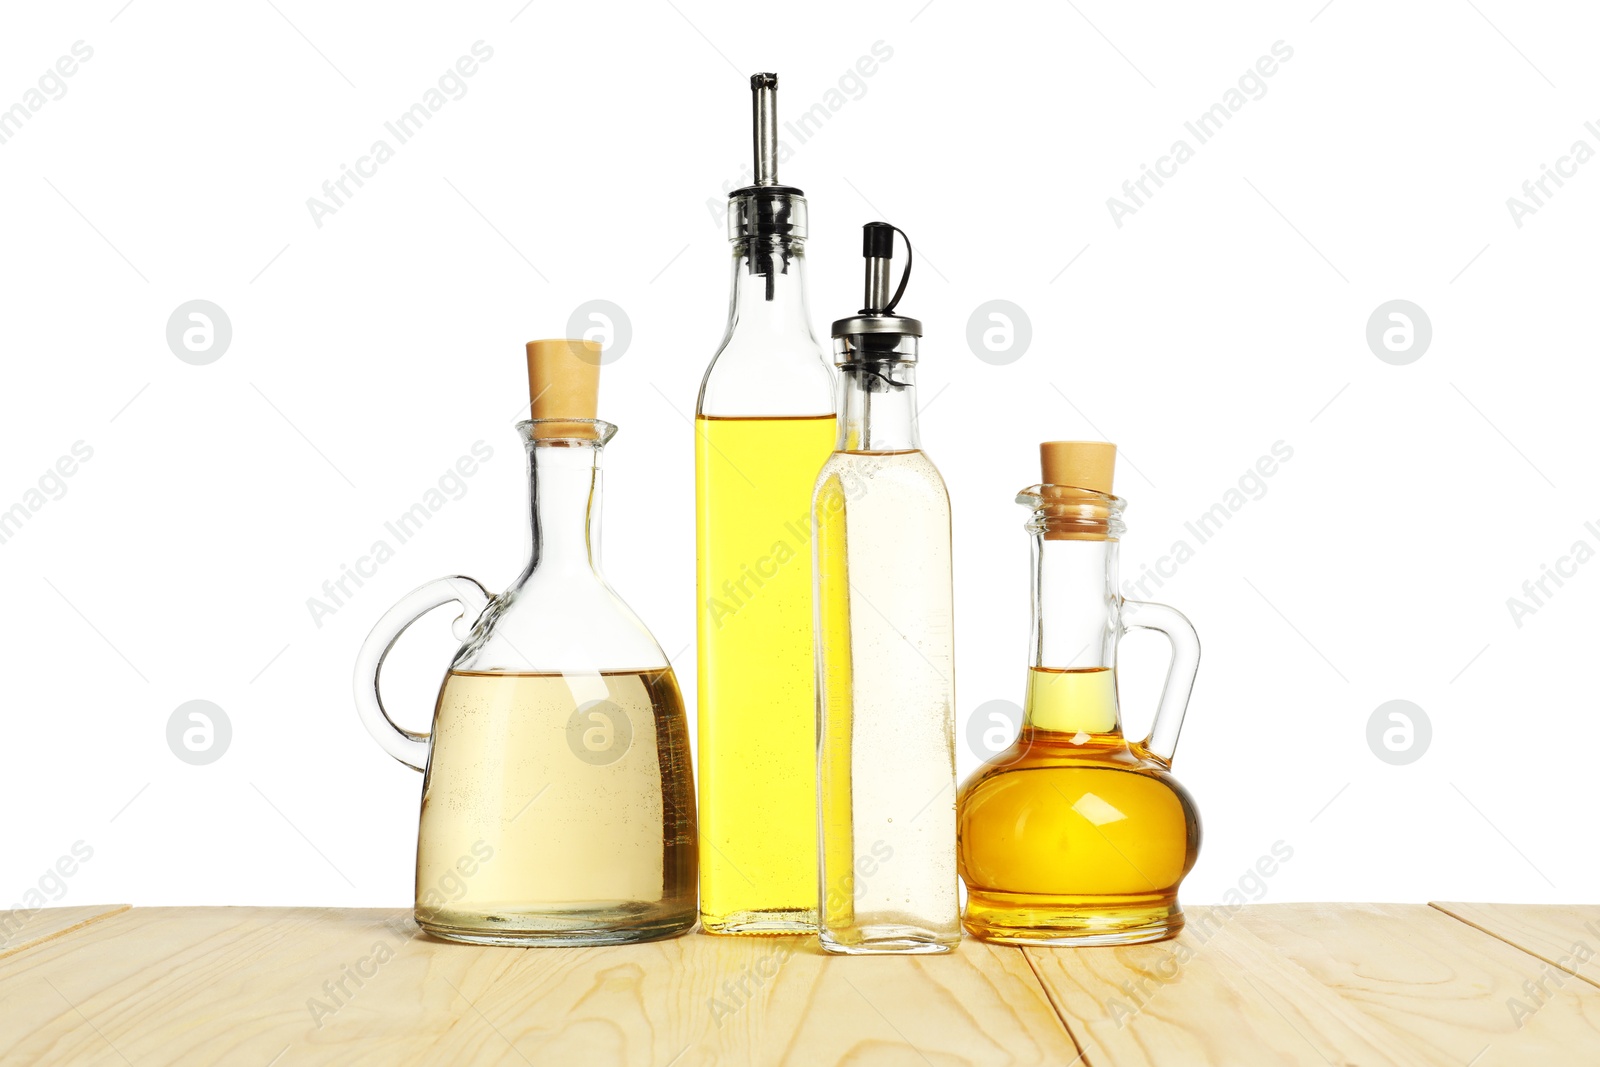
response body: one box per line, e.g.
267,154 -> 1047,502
815,449 -> 959,953
813,222 -> 959,954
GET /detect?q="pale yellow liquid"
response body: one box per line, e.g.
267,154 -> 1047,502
695,414 -> 836,933
416,669 -> 697,945
815,449 -> 959,953
957,667 -> 1200,945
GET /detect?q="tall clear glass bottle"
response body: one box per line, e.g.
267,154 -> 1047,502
814,223 -> 959,954
695,74 -> 835,934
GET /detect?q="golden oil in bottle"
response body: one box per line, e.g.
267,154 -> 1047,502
695,413 -> 836,933
958,666 -> 1200,945
957,442 -> 1203,946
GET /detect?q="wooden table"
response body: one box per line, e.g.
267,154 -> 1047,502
2,903 -> 1596,1064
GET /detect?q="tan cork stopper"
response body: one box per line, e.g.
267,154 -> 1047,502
1039,441 -> 1117,541
1041,441 -> 1116,494
525,338 -> 601,439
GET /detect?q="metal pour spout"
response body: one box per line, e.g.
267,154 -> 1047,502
830,221 -> 923,359
751,73 -> 779,186
727,73 -> 806,301
863,222 -> 895,312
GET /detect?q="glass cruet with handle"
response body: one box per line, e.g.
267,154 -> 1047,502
353,338 -> 698,946
957,440 -> 1201,946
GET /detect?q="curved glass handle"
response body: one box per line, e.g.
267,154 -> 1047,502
352,576 -> 491,772
1120,599 -> 1200,764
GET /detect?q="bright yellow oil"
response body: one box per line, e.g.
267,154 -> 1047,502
814,461 -> 855,933
695,413 -> 836,933
957,667 -> 1201,945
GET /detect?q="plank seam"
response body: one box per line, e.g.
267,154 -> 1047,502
0,905 -> 132,963
1428,902 -> 1600,992
1019,947 -> 1096,1067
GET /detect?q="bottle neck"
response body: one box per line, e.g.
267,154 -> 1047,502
524,441 -> 604,576
835,359 -> 920,452
1024,534 -> 1123,736
726,235 -> 813,338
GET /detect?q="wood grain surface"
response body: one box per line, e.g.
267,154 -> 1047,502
0,907 -> 1074,1065
0,904 -> 127,962
0,904 -> 1595,1065
1024,904 -> 1425,1066
1224,903 -> 1600,1067
1433,902 -> 1600,991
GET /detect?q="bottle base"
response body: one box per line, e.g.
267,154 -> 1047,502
820,924 -> 959,955
417,907 -> 697,947
961,888 -> 1184,946
699,908 -> 818,936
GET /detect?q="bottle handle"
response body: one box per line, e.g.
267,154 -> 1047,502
1119,599 -> 1200,764
352,576 -> 492,772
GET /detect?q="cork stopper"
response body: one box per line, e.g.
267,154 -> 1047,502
525,339 -> 601,439
1041,441 -> 1116,494
1038,441 -> 1118,541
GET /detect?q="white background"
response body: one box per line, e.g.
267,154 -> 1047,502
1,0 -> 1594,913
